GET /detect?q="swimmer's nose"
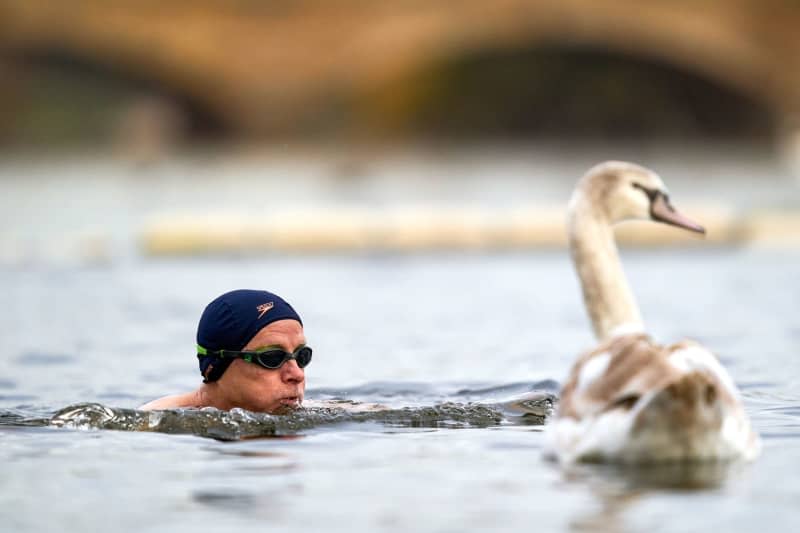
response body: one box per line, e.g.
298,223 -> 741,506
282,359 -> 304,383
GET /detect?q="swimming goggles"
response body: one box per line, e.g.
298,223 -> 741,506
197,344 -> 312,369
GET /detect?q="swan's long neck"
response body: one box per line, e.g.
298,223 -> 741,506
568,190 -> 644,341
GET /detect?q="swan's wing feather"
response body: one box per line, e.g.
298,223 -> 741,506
546,335 -> 760,463
557,334 -> 679,420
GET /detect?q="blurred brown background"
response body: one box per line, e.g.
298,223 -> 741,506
2,0 -> 800,149
2,0 -> 800,262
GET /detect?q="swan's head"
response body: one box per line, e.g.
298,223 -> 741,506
573,161 -> 705,234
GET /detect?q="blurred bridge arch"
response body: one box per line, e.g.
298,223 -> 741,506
2,0 -> 799,140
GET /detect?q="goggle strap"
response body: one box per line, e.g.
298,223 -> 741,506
196,345 -> 233,359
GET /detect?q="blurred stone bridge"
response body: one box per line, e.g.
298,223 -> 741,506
2,0 -> 800,138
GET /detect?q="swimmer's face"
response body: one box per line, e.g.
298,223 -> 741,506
216,319 -> 306,413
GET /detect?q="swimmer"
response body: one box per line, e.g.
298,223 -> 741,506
139,289 -> 309,413
138,289 -> 551,419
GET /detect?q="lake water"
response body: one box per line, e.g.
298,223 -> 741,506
1,249 -> 799,533
1,148 -> 799,532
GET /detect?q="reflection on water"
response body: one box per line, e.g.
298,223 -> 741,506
562,461 -> 735,492
563,461 -> 742,533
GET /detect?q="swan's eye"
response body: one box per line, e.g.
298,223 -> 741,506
631,183 -> 658,202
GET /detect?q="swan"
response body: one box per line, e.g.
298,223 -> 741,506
543,161 -> 759,464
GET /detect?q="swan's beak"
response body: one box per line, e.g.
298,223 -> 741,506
651,193 -> 706,235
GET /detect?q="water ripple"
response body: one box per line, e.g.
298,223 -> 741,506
0,408 -> 50,427
38,397 -> 553,440
14,352 -> 75,365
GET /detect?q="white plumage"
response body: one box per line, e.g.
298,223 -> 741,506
544,162 -> 759,464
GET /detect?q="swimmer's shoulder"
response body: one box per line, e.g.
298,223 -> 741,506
138,391 -> 204,411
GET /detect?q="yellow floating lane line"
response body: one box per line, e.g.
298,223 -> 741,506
140,205 -> 797,255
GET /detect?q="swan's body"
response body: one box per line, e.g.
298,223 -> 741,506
544,162 -> 759,464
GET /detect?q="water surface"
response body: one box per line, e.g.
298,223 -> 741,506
1,250 -> 798,532
2,146 -> 799,531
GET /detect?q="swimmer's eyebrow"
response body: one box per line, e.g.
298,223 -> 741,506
249,344 -> 283,352
250,342 -> 307,352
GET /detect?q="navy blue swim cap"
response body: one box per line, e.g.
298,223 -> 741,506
197,289 -> 303,382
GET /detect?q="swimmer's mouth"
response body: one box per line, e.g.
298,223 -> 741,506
279,396 -> 301,407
